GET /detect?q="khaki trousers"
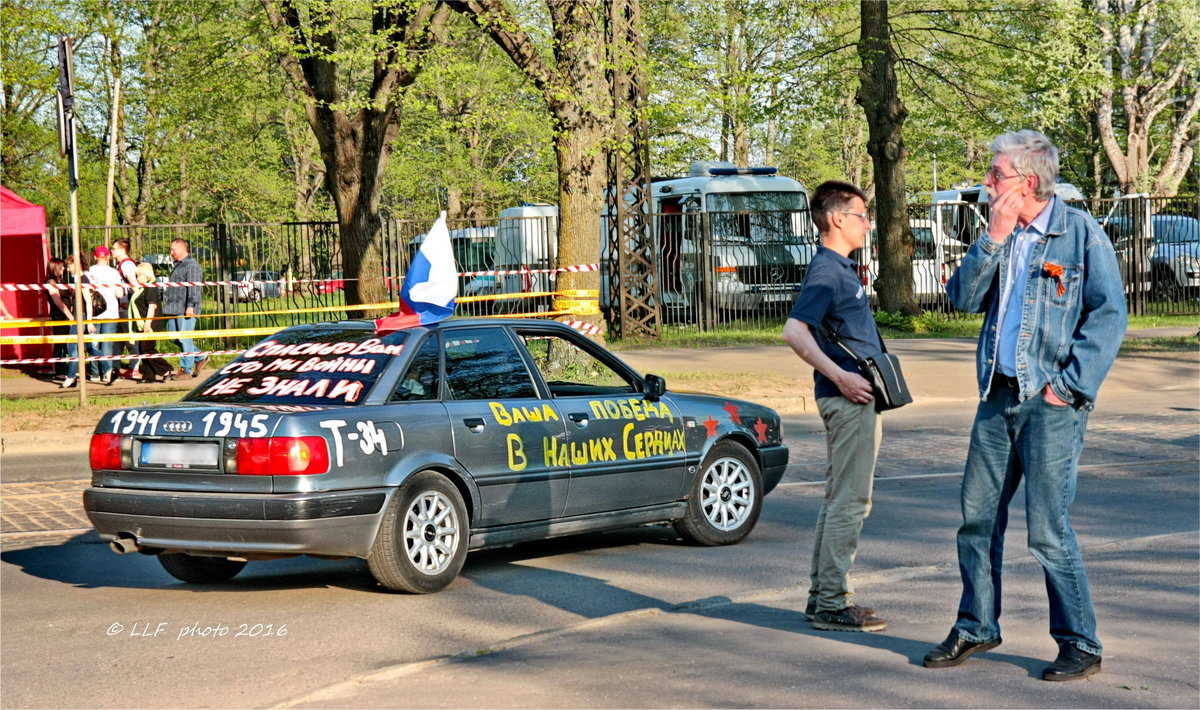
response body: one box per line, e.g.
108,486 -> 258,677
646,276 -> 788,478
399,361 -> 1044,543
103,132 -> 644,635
808,395 -> 882,612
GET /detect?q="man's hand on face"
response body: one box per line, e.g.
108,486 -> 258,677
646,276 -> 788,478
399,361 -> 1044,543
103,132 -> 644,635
986,182 -> 1026,243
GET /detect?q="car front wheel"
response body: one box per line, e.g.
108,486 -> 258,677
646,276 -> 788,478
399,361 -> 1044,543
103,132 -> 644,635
368,471 -> 468,593
674,441 -> 762,546
158,553 -> 247,584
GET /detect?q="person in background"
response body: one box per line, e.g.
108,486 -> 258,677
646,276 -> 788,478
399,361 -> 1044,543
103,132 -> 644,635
781,180 -> 887,633
60,253 -> 99,388
924,130 -> 1127,681
130,262 -> 174,383
162,238 -> 208,379
86,245 -> 122,384
110,238 -> 140,379
44,257 -> 71,380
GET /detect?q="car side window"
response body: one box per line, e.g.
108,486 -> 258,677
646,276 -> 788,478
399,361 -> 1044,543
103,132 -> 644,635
517,330 -> 636,397
912,227 -> 935,259
391,336 -> 440,402
444,328 -> 537,400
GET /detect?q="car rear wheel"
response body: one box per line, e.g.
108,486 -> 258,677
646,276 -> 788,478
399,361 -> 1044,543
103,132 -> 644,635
368,471 -> 468,593
247,288 -> 262,303
674,441 -> 762,546
158,553 -> 247,584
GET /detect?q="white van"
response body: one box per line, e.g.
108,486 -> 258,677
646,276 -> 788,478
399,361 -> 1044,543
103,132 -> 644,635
491,204 -> 558,313
862,219 -> 963,308
604,161 -> 815,315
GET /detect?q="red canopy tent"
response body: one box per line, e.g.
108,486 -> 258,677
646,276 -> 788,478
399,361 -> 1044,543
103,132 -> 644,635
1,185 -> 52,365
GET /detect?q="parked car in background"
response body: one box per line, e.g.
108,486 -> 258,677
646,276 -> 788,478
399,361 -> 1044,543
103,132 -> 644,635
1103,214 -> 1199,299
862,218 -> 962,309
1147,215 -> 1200,298
317,269 -> 344,294
235,270 -> 281,302
83,319 -> 788,593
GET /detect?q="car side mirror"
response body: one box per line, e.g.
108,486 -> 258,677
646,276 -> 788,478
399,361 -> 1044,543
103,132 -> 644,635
643,373 -> 666,400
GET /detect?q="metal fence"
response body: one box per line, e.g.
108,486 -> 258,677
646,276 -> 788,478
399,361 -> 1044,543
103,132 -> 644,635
48,193 -> 1197,344
920,194 -> 1199,318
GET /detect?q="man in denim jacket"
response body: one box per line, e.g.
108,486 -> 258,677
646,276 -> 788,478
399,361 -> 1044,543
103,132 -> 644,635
923,131 -> 1127,681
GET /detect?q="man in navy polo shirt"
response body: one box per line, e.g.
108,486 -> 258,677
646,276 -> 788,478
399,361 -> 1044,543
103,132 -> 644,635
782,180 -> 886,633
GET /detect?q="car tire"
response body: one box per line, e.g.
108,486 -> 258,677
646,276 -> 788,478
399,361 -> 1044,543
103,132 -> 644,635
368,471 -> 468,593
248,288 -> 262,303
674,441 -> 762,546
158,553 -> 247,584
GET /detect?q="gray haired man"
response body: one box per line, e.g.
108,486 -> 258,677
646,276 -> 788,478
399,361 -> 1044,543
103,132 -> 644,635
925,130 -> 1127,681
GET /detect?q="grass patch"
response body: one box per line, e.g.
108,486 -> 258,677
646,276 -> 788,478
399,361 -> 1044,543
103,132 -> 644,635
1119,335 -> 1198,353
610,312 -> 1198,350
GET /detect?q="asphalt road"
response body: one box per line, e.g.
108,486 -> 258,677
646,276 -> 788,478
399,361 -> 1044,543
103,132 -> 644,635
1,340 -> 1196,708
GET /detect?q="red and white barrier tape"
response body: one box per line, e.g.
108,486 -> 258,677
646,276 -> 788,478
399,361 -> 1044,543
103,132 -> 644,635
0,349 -> 245,366
1,264 -> 600,291
561,320 -> 602,336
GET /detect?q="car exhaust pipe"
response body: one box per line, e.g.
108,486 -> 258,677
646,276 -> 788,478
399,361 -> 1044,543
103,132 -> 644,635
110,537 -> 140,555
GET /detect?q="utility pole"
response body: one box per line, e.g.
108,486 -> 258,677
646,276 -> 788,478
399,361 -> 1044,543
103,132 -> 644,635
604,0 -> 659,338
58,35 -> 87,405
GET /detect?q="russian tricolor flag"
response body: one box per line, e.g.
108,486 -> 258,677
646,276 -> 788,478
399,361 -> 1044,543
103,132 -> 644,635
375,212 -> 458,333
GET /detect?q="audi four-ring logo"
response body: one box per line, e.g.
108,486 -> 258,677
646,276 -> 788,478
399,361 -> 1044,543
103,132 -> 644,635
162,420 -> 192,433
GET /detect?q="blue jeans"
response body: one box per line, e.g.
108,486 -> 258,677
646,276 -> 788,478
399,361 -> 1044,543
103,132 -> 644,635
168,316 -> 197,374
953,378 -> 1101,656
65,324 -> 101,379
93,320 -> 116,378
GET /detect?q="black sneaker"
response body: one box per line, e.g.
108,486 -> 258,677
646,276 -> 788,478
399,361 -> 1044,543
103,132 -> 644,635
805,602 -> 874,621
812,605 -> 886,632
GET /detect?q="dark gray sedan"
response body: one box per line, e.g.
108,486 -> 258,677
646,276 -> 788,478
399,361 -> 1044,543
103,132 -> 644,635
84,319 -> 788,593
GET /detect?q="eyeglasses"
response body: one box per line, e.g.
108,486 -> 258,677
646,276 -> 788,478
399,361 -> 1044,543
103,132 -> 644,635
838,211 -> 873,223
985,168 -> 1025,183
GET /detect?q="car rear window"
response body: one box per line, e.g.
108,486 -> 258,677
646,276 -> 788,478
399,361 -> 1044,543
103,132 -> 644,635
185,326 -> 409,405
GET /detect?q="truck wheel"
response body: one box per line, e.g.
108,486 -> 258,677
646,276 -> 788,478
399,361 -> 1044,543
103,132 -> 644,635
368,471 -> 468,593
674,441 -> 762,546
159,553 -> 247,584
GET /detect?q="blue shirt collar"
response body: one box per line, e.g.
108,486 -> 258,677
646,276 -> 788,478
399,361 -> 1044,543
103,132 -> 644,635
1024,196 -> 1055,236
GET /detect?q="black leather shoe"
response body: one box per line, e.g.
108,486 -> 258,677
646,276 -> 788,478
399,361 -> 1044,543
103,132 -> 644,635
1042,645 -> 1101,681
923,629 -> 1002,668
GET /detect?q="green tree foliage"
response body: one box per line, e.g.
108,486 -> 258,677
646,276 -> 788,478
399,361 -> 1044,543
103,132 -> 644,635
0,0 -> 79,217
452,0 -> 616,332
383,14 -> 556,222
262,0 -> 451,309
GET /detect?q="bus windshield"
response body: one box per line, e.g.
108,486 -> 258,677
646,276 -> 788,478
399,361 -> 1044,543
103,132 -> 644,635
705,192 -> 812,244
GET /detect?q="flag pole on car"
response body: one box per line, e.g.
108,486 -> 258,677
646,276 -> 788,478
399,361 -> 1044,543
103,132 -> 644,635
375,212 -> 459,333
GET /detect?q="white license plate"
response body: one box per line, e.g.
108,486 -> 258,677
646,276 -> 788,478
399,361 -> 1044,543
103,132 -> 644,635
138,442 -> 219,469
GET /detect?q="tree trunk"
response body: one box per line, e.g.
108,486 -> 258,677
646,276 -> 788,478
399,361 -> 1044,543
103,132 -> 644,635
857,0 -> 917,316
455,0 -> 611,333
1095,0 -> 1198,197
263,0 -> 449,313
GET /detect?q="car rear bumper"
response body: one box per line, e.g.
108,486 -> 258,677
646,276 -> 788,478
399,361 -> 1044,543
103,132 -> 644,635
83,487 -> 390,558
759,445 -> 788,494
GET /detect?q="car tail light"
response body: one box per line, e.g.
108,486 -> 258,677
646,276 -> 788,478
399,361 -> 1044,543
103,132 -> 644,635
89,433 -> 123,470
236,436 -> 329,476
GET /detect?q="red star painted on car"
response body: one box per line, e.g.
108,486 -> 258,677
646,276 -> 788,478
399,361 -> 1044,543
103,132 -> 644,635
722,401 -> 742,424
703,416 -> 719,438
754,418 -> 768,443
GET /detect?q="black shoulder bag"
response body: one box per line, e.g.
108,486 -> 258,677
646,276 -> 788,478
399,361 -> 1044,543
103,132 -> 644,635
819,324 -> 913,412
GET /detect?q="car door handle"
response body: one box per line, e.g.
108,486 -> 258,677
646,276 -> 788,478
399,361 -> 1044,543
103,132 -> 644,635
567,412 -> 589,428
462,417 -> 485,432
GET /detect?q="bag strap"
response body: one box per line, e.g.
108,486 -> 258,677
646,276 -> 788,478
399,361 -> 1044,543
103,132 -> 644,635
818,321 -> 888,368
